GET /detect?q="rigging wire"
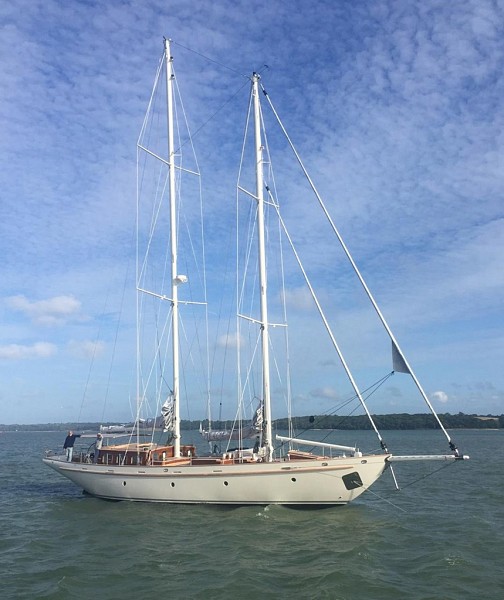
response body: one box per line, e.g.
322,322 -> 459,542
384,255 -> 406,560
172,63 -> 210,426
273,371 -> 395,452
171,39 -> 246,76
159,41 -> 252,157
392,460 -> 457,492
77,282 -> 117,426
259,80 -> 461,457
137,47 -> 213,439
100,245 -> 134,424
256,96 -> 295,437
269,188 -> 389,451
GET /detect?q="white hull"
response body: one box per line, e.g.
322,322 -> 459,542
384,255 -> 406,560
43,454 -> 389,506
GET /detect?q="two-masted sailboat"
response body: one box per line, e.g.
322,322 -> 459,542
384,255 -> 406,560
43,39 -> 468,505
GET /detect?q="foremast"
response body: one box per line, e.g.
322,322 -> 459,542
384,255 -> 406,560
164,38 -> 181,457
252,73 -> 274,462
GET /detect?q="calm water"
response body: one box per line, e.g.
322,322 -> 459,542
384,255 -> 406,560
1,429 -> 502,599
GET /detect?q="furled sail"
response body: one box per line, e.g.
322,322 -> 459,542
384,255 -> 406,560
161,396 -> 175,432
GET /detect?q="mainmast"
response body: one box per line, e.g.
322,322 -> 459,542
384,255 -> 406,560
252,73 -> 274,462
164,38 -> 181,457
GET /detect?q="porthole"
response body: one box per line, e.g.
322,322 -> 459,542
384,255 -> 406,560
170,482 -> 175,487
122,481 -> 127,486
224,481 -> 229,486
291,477 -> 297,482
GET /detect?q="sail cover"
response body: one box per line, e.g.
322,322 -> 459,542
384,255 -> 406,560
161,396 -> 174,432
253,403 -> 263,429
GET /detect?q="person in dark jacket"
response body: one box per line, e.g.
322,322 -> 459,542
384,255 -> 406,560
63,431 -> 81,462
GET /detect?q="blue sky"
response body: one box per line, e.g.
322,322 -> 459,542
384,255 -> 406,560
1,0 -> 503,425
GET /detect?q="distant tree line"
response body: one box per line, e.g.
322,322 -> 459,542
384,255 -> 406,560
272,412 -> 504,431
2,413 -> 503,432
197,412 -> 503,431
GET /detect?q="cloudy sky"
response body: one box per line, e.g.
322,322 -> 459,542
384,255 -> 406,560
1,0 -> 503,425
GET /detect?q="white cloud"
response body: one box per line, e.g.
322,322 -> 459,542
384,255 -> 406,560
282,287 -> 315,311
310,387 -> 339,400
431,390 -> 449,404
0,342 -> 57,360
217,332 -> 243,349
5,295 -> 82,326
68,340 -> 106,360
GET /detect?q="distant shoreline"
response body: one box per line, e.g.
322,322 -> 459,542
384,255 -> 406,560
1,412 -> 502,432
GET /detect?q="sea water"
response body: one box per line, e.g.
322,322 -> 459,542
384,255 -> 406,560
1,429 -> 502,599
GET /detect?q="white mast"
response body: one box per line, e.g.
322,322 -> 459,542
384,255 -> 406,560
252,73 -> 273,462
164,38 -> 181,457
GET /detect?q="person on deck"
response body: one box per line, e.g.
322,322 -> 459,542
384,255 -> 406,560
63,431 -> 81,462
93,433 -> 103,464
